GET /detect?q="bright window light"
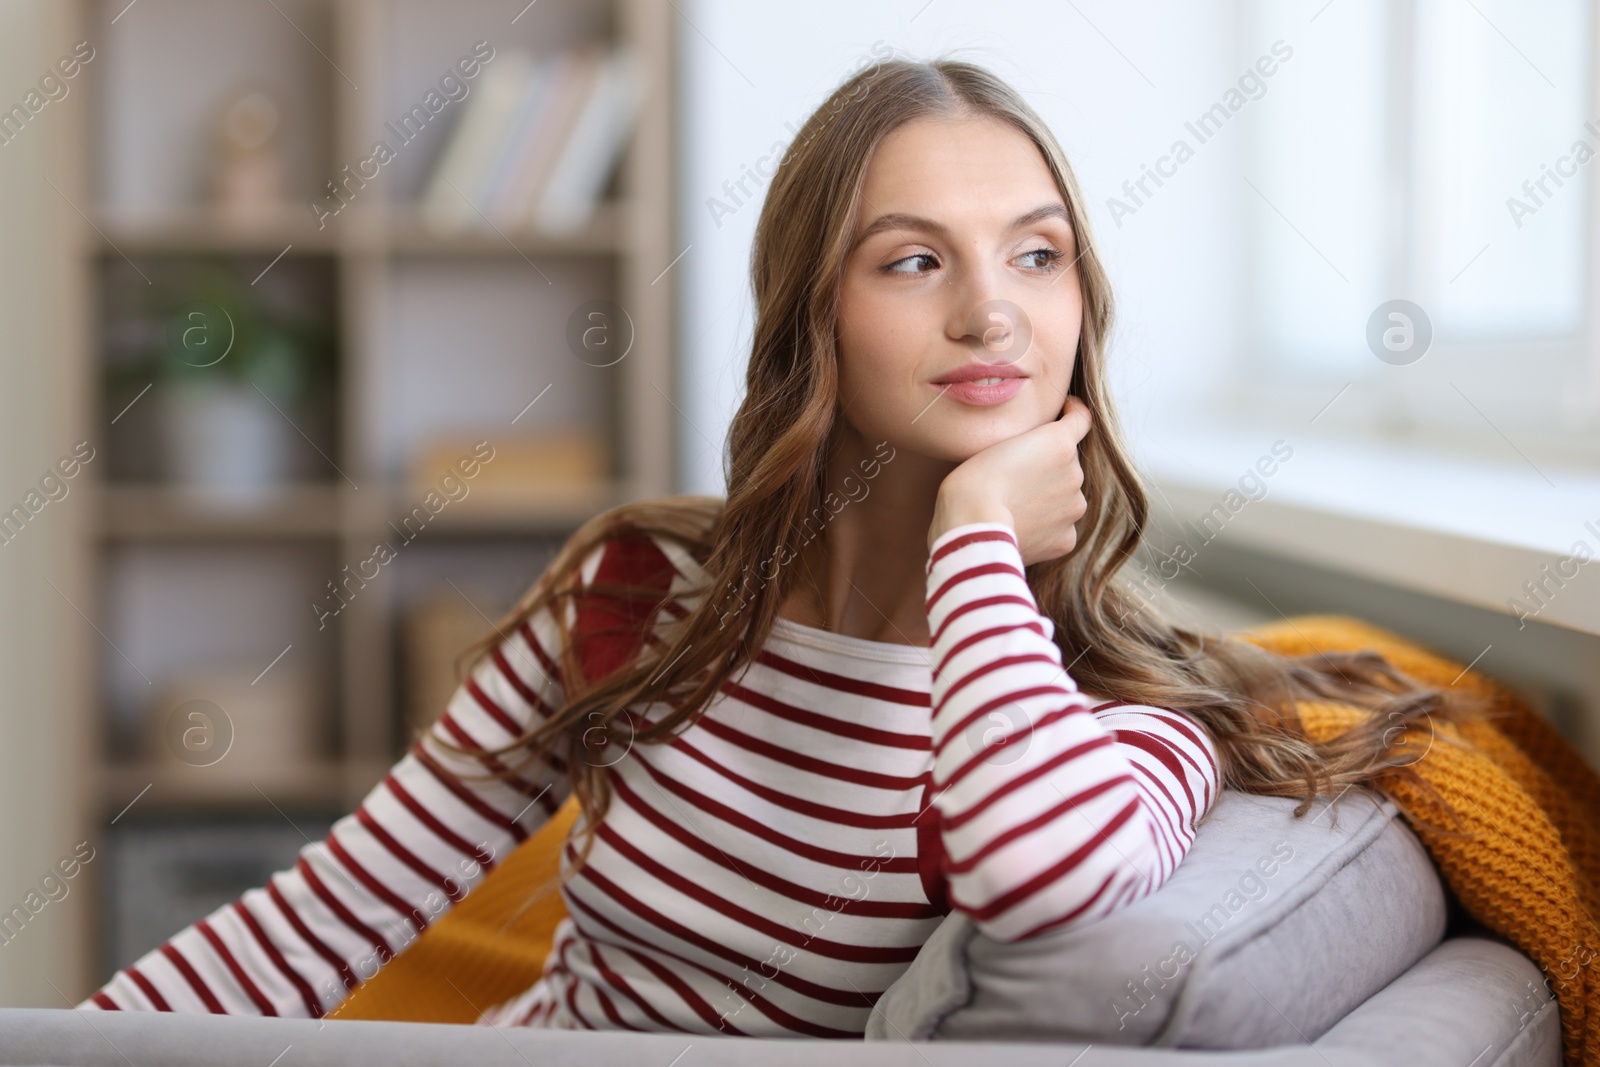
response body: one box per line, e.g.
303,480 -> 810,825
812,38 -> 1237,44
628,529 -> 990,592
1241,0 -> 1591,377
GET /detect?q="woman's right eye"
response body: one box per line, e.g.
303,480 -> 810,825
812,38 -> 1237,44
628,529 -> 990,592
885,253 -> 938,274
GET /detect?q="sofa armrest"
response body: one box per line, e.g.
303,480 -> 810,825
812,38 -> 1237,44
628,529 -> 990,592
0,941 -> 1559,1067
1308,935 -> 1559,1067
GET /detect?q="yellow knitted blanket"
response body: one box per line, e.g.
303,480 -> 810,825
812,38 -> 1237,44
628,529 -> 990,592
330,614 -> 1600,1065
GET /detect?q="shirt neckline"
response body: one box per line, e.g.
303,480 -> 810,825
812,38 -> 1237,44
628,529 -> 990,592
764,616 -> 1112,705
651,535 -> 1107,699
766,614 -> 932,666
648,531 -> 932,665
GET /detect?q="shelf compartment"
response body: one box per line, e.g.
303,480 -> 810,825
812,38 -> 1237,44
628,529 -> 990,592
101,809 -> 342,980
95,0 -> 339,214
373,255 -> 618,485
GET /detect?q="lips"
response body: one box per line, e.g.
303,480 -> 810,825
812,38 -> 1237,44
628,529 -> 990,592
931,363 -> 1028,385
933,373 -> 1026,407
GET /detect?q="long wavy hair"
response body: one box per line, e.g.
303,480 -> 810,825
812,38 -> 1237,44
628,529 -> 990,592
450,56 -> 1494,875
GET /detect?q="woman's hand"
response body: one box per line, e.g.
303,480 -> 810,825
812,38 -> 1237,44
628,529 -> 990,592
927,394 -> 1093,566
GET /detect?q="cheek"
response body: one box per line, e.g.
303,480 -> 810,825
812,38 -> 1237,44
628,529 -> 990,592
835,287 -> 916,424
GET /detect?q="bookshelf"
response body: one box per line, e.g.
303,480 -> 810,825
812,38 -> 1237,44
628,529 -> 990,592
74,0 -> 679,983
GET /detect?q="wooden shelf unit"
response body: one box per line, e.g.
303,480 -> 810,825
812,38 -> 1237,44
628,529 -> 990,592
77,0 -> 679,824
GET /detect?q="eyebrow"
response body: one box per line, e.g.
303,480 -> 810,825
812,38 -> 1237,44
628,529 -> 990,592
850,202 -> 1072,253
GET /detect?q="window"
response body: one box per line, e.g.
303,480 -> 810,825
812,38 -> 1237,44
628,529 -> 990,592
1235,0 -> 1596,459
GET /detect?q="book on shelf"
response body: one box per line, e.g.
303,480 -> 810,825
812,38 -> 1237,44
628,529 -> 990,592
420,43 -> 640,237
420,50 -> 536,230
401,428 -> 612,523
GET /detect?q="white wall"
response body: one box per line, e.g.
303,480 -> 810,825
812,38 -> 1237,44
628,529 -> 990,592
676,0 -> 1266,494
0,0 -> 95,1004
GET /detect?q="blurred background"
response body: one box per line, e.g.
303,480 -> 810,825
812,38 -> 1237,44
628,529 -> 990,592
0,0 -> 1596,1007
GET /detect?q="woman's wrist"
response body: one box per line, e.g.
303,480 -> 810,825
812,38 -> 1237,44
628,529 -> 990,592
928,478 -> 1015,551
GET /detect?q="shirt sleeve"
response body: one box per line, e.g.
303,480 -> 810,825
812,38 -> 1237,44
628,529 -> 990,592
78,555 -> 591,1017
923,521 -> 1221,944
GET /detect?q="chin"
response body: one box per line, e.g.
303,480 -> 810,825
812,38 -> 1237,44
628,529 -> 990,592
905,410 -> 1039,462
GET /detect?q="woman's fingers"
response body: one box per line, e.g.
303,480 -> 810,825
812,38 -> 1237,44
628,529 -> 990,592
1061,394 -> 1093,443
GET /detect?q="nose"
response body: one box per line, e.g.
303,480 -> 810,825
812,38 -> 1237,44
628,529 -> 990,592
944,262 -> 1031,367
950,297 -> 1033,369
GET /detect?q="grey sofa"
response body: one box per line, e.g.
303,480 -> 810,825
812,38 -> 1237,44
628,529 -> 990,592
0,789 -> 1562,1066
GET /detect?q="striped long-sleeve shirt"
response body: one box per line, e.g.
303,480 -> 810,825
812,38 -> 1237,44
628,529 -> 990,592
81,520 -> 1220,1036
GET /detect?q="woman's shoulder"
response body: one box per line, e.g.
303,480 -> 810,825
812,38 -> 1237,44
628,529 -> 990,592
571,495 -> 722,589
557,499 -> 721,677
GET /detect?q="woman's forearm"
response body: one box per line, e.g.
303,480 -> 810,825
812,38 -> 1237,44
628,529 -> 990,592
923,522 -> 1220,943
80,593 -> 577,1016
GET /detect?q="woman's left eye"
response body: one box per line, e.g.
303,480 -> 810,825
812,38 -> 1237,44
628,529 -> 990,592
886,253 -> 938,274
1018,246 -> 1064,272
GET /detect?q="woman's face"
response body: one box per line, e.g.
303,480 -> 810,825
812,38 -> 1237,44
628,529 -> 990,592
836,113 -> 1084,464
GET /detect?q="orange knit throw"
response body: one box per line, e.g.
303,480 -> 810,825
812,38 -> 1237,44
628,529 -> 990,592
329,614 -> 1600,1065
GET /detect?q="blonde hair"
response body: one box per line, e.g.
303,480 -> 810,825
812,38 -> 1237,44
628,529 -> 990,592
452,57 -> 1492,873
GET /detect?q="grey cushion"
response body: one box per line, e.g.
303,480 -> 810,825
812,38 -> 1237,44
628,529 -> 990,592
866,787 -> 1450,1047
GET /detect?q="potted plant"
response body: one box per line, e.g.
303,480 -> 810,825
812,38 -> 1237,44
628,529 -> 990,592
108,259 -> 336,504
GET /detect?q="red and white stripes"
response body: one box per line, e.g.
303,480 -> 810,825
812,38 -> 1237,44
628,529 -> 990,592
81,523 -> 1219,1037
924,522 -> 1217,943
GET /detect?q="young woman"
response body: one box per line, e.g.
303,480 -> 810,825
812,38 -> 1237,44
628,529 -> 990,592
81,57 -> 1482,1037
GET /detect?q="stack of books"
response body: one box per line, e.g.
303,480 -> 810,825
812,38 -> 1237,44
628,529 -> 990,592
420,43 -> 640,237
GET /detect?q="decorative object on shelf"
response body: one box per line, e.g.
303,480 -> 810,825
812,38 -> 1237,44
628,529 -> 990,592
146,666 -> 321,776
421,43 -> 639,236
409,427 -> 609,495
159,378 -> 295,504
213,89 -> 287,226
104,259 -> 337,503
